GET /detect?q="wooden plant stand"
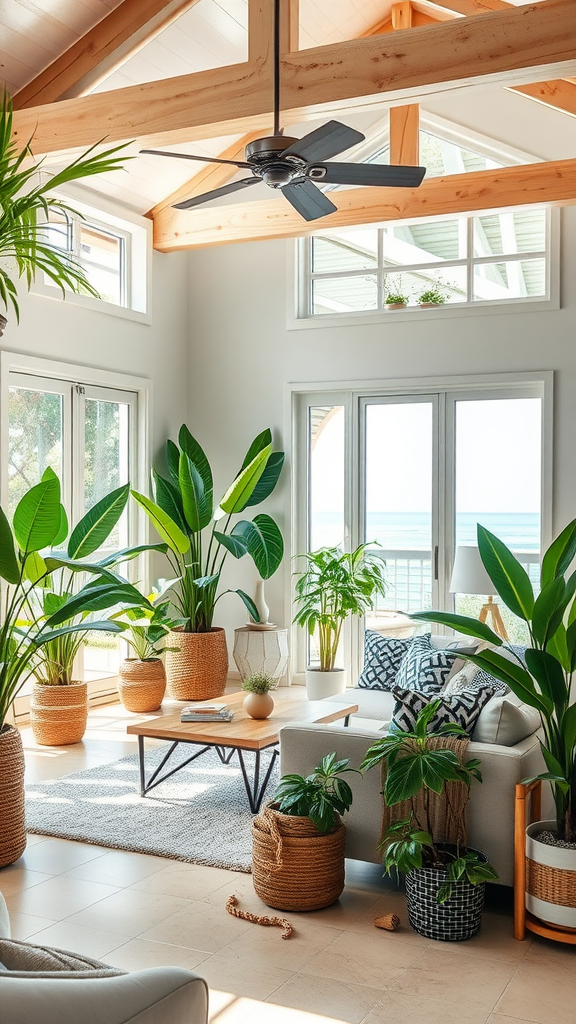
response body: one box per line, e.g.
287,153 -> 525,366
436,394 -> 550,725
514,779 -> 576,944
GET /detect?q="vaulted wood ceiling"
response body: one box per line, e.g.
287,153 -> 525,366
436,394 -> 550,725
2,0 -> 575,249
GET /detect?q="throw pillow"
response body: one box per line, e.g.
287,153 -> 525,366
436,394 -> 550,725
395,634 -> 458,695
472,694 -> 541,746
390,684 -> 496,736
442,660 -> 480,695
0,938 -> 124,977
357,631 -> 415,690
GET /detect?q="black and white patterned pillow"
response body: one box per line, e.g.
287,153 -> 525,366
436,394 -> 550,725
357,631 -> 415,690
395,634 -> 458,695
467,643 -> 526,697
390,684 -> 496,736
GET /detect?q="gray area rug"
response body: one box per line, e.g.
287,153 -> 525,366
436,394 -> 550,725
25,745 -> 279,872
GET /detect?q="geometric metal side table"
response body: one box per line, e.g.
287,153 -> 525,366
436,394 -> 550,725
233,627 -> 289,686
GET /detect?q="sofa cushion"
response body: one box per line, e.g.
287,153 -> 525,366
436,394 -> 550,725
357,631 -> 414,690
472,693 -> 541,745
395,634 -> 459,694
390,684 -> 496,736
0,938 -> 123,977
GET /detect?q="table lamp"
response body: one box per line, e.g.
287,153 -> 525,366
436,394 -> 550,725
450,545 -> 508,640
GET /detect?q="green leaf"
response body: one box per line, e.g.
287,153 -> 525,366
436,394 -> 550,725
561,704 -> 576,756
37,620 -> 124,646
477,524 -> 534,621
153,471 -> 187,536
213,531 -> 248,558
238,452 -> 285,510
465,649 -> 552,716
131,490 -> 189,555
532,577 -> 567,646
179,452 -> 212,532
22,550 -> 46,583
541,518 -> 576,588
166,439 -> 181,485
46,582 -> 149,625
178,425 -> 213,512
44,555 -> 122,582
230,514 -> 284,580
97,542 -> 168,568
0,504 -> 19,583
53,504 -> 69,548
410,610 -> 503,645
240,429 -> 272,470
525,648 -> 569,711
235,589 -> 260,622
385,754 -> 425,805
68,483 -> 130,559
220,445 -> 272,515
13,475 -> 61,553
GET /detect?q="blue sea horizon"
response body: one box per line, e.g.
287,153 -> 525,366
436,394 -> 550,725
312,511 -> 540,551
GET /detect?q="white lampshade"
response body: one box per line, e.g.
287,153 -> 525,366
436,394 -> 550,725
450,545 -> 494,596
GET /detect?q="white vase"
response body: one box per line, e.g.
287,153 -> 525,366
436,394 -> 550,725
305,668 -> 346,701
253,579 -> 270,625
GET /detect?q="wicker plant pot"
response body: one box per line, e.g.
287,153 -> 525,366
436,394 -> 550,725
118,658 -> 166,713
252,803 -> 346,911
165,627 -> 228,701
405,846 -> 487,941
525,820 -> 576,929
0,725 -> 26,867
30,681 -> 88,746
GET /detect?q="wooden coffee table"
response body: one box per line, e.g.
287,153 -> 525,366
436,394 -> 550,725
126,690 -> 358,813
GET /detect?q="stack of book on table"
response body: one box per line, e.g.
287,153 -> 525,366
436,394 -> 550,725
180,703 -> 234,723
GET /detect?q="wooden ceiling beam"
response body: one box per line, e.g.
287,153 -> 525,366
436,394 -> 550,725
11,0 -> 576,155
389,5 -> 420,167
12,0 -> 202,109
152,157 -> 576,252
512,79 -> 576,117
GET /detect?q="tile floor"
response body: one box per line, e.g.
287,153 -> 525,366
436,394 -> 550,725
1,702 -> 575,1024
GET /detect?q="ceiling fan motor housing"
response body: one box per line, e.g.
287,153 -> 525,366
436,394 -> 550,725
245,135 -> 307,187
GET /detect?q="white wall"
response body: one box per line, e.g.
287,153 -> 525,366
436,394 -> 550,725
185,87 -> 576,646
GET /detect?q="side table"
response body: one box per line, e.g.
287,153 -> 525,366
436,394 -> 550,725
233,626 -> 289,685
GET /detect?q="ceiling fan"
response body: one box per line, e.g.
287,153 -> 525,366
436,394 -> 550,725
141,1 -> 426,222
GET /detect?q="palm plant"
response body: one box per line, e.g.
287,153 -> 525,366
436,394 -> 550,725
0,90 -> 126,322
132,425 -> 285,632
412,522 -> 576,842
293,544 -> 387,671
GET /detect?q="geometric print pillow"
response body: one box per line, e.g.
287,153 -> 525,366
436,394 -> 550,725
395,633 -> 459,695
357,631 -> 415,691
390,684 -> 496,736
460,642 -> 527,698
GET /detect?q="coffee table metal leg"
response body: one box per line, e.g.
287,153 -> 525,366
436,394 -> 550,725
214,746 -> 236,765
237,747 -> 279,814
138,735 -> 146,796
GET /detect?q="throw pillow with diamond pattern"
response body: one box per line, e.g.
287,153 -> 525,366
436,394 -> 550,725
395,633 -> 458,695
390,684 -> 496,736
357,631 -> 415,690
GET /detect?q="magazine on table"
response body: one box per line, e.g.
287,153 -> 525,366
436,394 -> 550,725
180,704 -> 234,722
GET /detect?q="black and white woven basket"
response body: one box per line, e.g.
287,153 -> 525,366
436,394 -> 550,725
405,847 -> 488,942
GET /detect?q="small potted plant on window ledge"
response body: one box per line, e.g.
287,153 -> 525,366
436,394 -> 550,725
384,279 -> 409,310
417,284 -> 448,307
114,599 -> 185,713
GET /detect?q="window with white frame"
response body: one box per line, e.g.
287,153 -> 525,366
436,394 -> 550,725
293,377 -> 550,681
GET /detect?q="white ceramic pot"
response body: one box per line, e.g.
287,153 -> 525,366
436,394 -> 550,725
305,668 -> 346,701
243,692 -> 274,720
525,819 -> 576,928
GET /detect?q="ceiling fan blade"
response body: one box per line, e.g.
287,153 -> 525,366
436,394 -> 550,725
281,179 -> 338,222
307,163 -> 427,187
141,149 -> 252,169
280,121 -> 365,163
173,177 -> 259,210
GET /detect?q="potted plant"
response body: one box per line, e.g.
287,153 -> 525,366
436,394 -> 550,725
360,701 -> 498,940
114,598 -> 185,713
417,284 -> 447,307
0,91 -> 126,329
252,753 -> 358,910
0,473 -> 145,865
132,425 -> 284,702
293,543 -> 387,700
242,671 -> 276,719
412,521 -> 576,931
383,279 -> 409,310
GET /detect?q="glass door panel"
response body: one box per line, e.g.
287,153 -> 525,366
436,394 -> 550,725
7,378 -> 68,517
309,405 -> 346,551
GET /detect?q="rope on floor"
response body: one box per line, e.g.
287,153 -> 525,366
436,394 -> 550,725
225,894 -> 293,939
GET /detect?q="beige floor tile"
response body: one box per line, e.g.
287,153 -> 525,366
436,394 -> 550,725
106,938 -> 209,972
131,862 -> 239,900
424,912 -> 534,964
389,947 -> 518,1013
301,928 -> 419,985
8,912 -> 57,940
494,957 -> 576,1024
196,953 -> 293,1000
208,994 -> 264,1024
5,875 -> 120,922
25,921 -> 129,960
24,834 -> 49,848
15,837 -> 107,874
217,920 -> 348,972
266,973 -> 383,1024
523,935 -> 576,966
64,888 -> 193,937
361,989 -> 492,1024
487,1016 -> 539,1024
0,866 -> 51,897
139,900 -> 254,954
62,849 -> 169,887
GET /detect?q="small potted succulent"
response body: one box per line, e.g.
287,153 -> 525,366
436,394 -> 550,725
242,671 -> 276,720
384,279 -> 409,310
417,283 -> 448,307
114,599 -> 185,713
252,753 -> 358,910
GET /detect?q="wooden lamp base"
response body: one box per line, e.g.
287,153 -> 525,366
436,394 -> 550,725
479,595 -> 508,640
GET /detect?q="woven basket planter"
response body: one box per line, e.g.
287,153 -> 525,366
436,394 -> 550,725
0,725 -> 26,867
405,846 -> 487,941
526,820 -> 576,929
165,627 -> 228,701
30,681 -> 88,746
118,659 -> 166,713
252,803 -> 346,911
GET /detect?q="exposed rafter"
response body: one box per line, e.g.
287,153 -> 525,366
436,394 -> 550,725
13,0 -> 201,108
153,158 -> 576,252
11,0 -> 576,155
389,5 -> 420,166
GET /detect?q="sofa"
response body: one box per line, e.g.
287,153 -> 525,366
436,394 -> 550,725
280,633 -> 547,887
0,892 -> 208,1024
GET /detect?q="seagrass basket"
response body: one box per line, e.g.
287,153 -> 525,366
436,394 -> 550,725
526,820 -> 576,929
165,627 -> 228,701
0,725 -> 26,867
118,658 -> 166,712
252,803 -> 346,911
30,681 -> 88,746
